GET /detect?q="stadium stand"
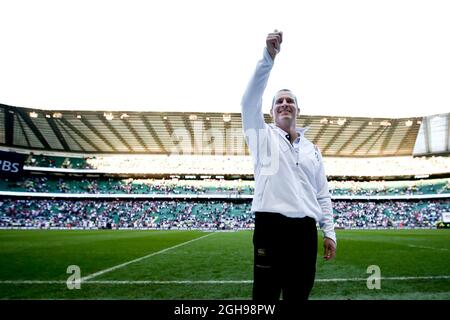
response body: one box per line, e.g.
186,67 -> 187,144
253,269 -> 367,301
0,198 -> 448,230
0,104 -> 427,157
16,153 -> 450,177
0,105 -> 449,230
0,175 -> 449,196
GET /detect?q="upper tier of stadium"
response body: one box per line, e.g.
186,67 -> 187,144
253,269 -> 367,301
1,103 -> 449,157
13,153 -> 450,178
2,176 -> 448,197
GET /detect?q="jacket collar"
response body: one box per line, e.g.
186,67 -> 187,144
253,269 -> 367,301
269,123 -> 310,138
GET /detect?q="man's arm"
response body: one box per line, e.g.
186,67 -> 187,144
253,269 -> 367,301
315,147 -> 337,260
241,31 -> 282,134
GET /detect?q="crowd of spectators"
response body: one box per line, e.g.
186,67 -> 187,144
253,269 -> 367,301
23,153 -> 450,176
332,200 -> 448,228
0,199 -> 253,230
1,177 -> 252,195
2,176 -> 448,196
86,155 -> 450,176
329,179 -> 450,196
0,198 -> 448,230
4,153 -> 449,230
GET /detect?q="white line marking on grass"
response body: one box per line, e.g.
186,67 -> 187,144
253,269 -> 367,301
80,233 -> 214,282
83,275 -> 450,283
1,275 -> 450,285
87,280 -> 254,284
316,275 -> 450,282
0,280 -> 66,284
407,244 -> 449,251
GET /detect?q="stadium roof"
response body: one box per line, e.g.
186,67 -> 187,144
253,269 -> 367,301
0,103 -> 433,157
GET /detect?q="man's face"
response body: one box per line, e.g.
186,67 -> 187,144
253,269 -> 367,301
271,91 -> 299,125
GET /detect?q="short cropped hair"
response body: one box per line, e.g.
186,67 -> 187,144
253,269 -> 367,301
271,89 -> 298,108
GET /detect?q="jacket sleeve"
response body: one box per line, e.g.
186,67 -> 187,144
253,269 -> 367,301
315,147 -> 337,245
241,48 -> 274,156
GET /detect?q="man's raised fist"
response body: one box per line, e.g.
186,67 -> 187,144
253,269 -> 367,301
266,30 -> 283,60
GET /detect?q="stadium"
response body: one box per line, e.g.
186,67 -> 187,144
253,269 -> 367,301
0,103 -> 449,300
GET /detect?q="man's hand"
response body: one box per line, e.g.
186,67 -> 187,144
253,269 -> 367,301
266,30 -> 283,60
323,237 -> 336,261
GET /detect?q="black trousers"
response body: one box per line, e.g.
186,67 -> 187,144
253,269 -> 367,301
252,212 -> 318,302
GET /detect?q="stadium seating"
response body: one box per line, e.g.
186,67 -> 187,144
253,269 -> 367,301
1,152 -> 447,231
0,198 -> 448,230
22,152 -> 450,176
1,176 -> 448,196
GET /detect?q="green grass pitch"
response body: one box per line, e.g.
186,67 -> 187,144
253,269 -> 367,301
0,229 -> 449,299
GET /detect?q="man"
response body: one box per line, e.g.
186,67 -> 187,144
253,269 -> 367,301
241,30 -> 336,301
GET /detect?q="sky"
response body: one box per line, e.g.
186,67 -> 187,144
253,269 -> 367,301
1,0 -> 449,118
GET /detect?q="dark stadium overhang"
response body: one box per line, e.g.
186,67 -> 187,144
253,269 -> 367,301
14,107 -> 51,149
1,103 -> 429,157
46,117 -> 70,151
3,105 -> 15,146
59,117 -> 102,152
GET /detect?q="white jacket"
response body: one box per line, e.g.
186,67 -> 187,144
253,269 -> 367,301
241,48 -> 336,243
